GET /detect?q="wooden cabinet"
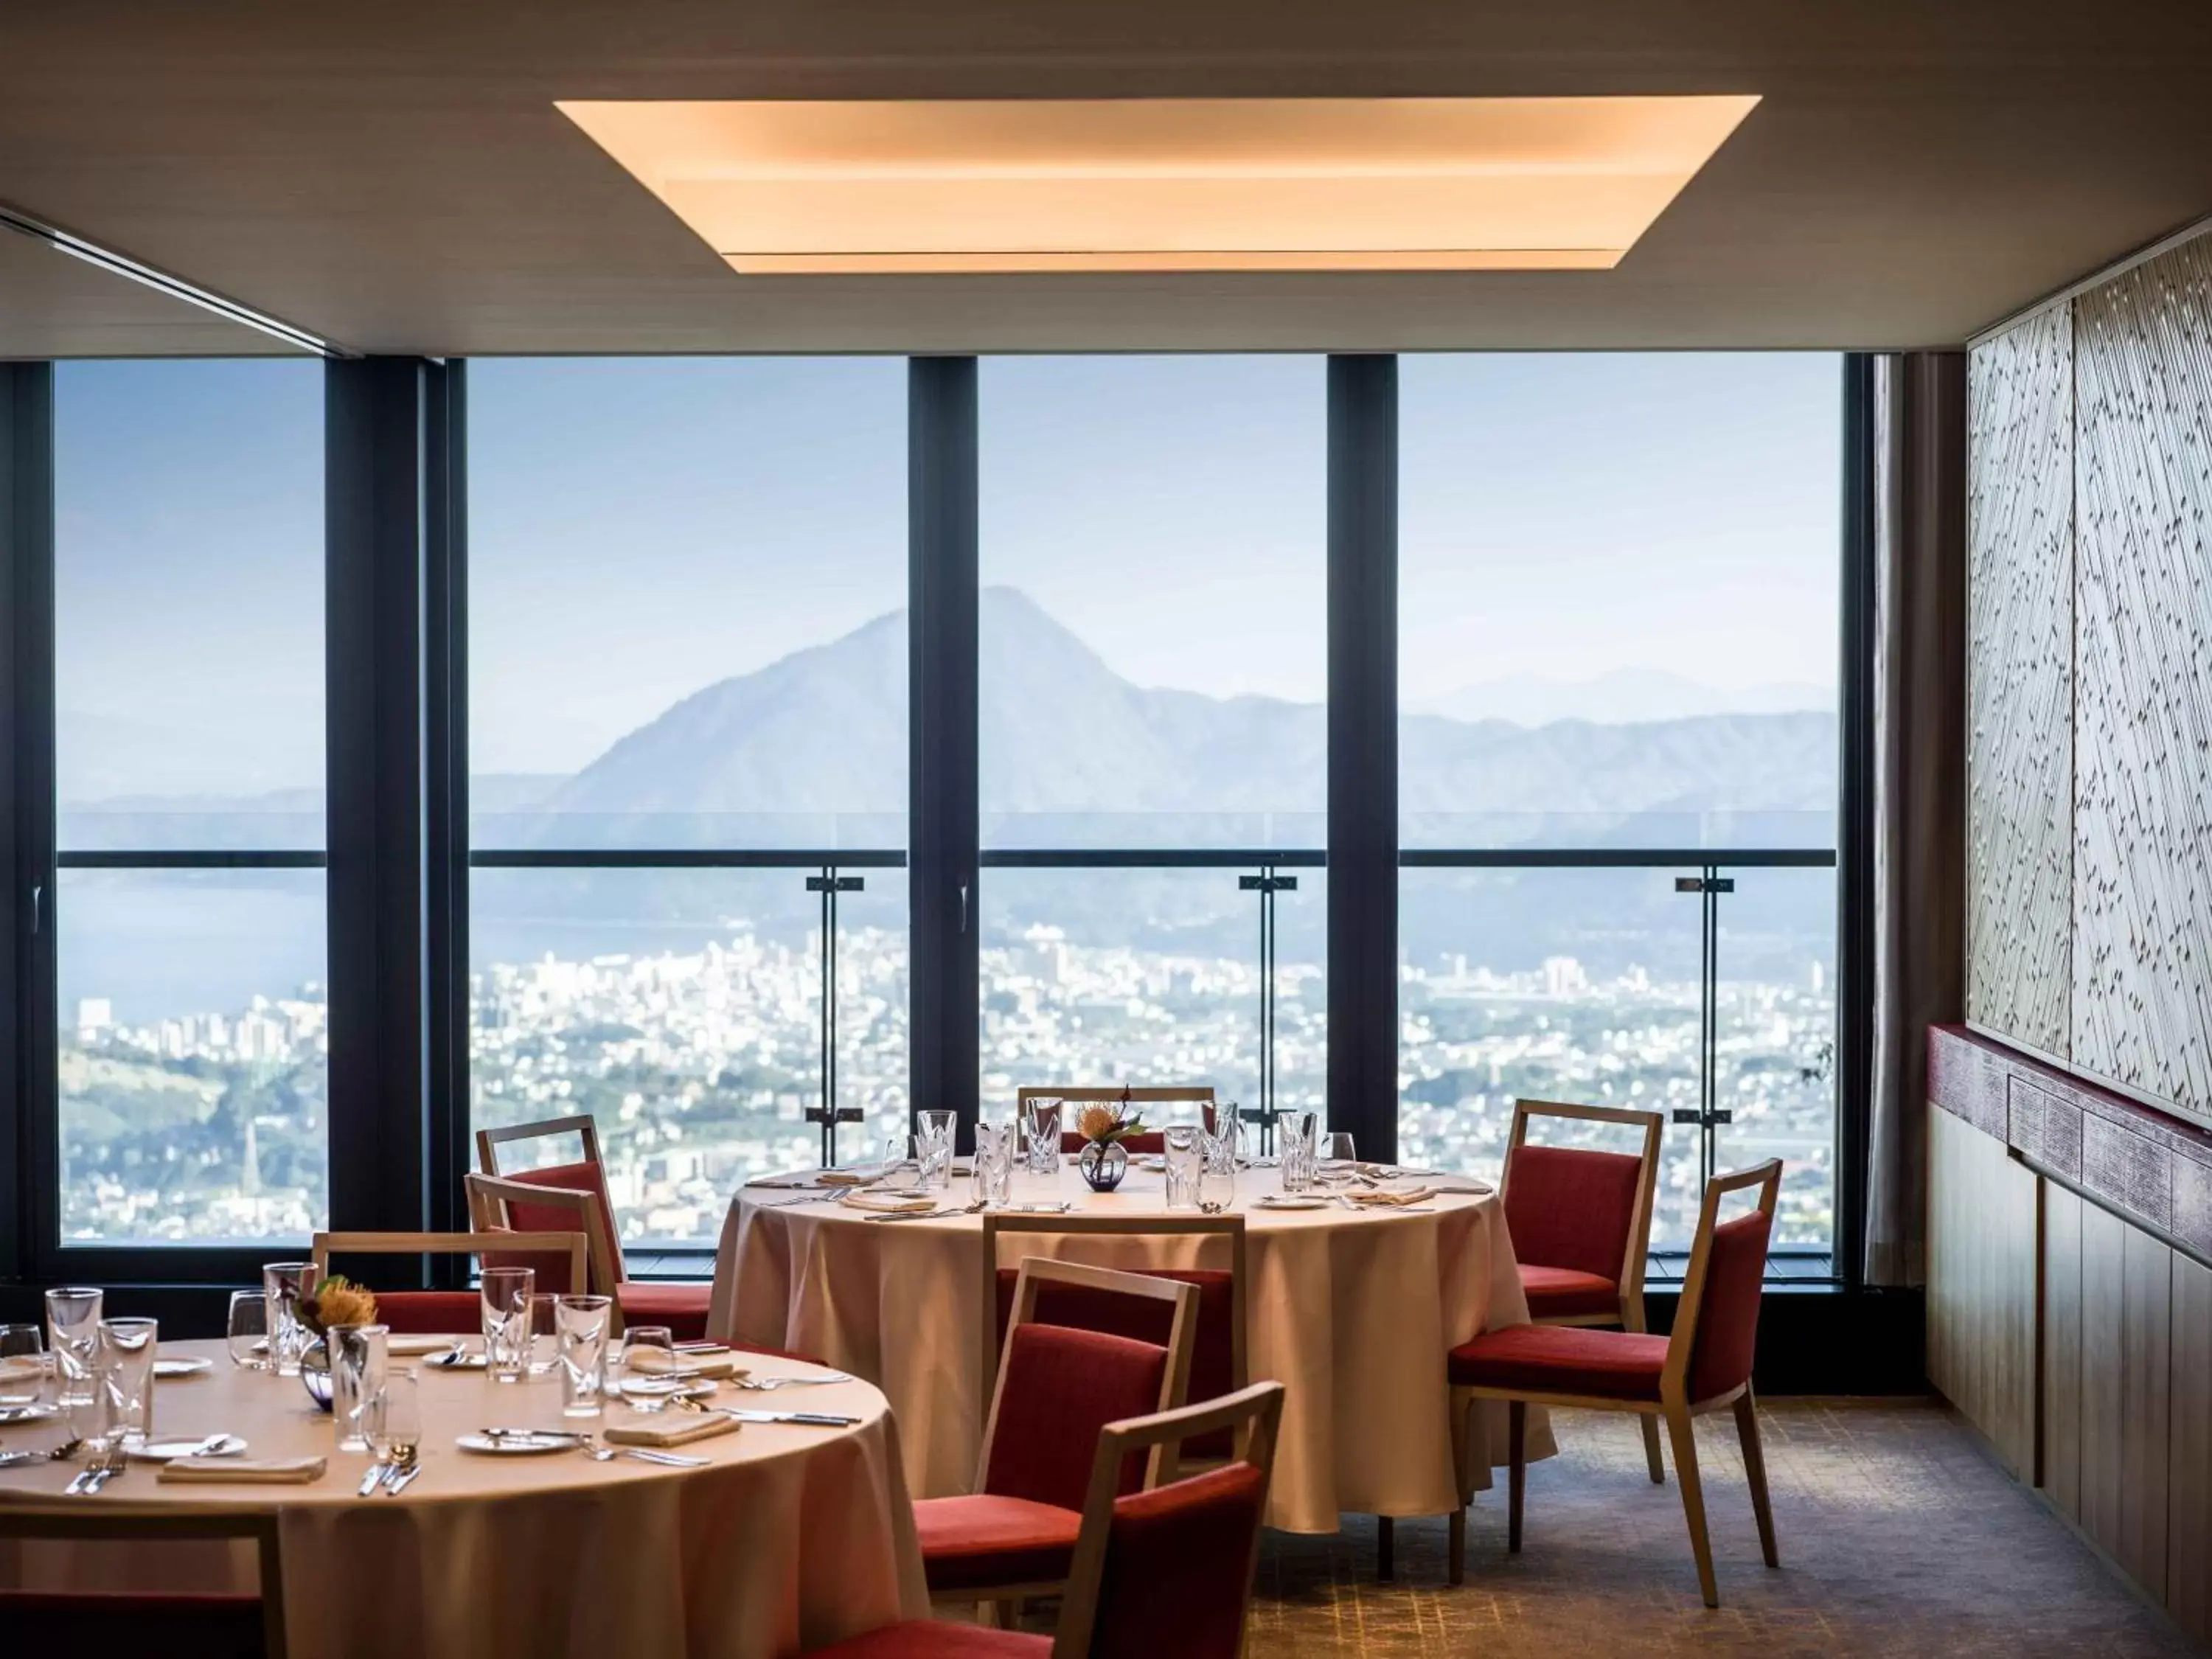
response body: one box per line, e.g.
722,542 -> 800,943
2075,1206 -> 2172,1597
2042,1183 -> 2083,1520
2171,1256 -> 2212,1644
1927,1105 -> 2039,1477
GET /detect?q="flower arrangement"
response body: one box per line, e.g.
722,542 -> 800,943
299,1276 -> 378,1338
1075,1099 -> 1145,1146
1074,1088 -> 1143,1192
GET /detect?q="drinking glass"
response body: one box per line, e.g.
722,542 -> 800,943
619,1324 -> 676,1412
1319,1133 -> 1359,1183
972,1121 -> 1015,1208
226,1290 -> 271,1371
330,1324 -> 389,1453
44,1287 -> 102,1409
94,1316 -> 159,1447
0,1324 -> 44,1408
527,1293 -> 560,1377
368,1368 -> 421,1468
1164,1125 -> 1203,1211
261,1262 -> 318,1377
877,1134 -> 910,1184
1280,1112 -> 1322,1193
555,1294 -> 613,1417
1023,1099 -> 1062,1177
917,1109 -> 957,1192
480,1266 -> 535,1384
1198,1114 -> 1239,1209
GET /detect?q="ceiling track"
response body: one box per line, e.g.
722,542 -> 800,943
0,201 -> 348,358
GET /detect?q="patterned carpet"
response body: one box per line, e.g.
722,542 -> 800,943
1237,1400 -> 2199,1658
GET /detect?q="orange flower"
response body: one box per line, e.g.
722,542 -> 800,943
1077,1104 -> 1119,1141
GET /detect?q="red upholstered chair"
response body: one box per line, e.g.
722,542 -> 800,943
981,1213 -> 1246,1467
811,1381 -> 1285,1659
916,1259 -> 1198,1619
1447,1158 -> 1783,1607
1501,1097 -> 1667,1484
471,1117 -> 710,1340
310,1229 -> 588,1333
1024,1085 -> 1214,1158
0,1507 -> 288,1658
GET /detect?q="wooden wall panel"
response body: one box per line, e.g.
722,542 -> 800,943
1966,306 -> 2074,1056
2071,234 -> 2212,1124
2042,1181 -> 2084,1523
2079,1201 -> 2128,1554
2118,1224 -> 2172,1600
1926,1107 -> 2039,1477
2170,1255 -> 2212,1644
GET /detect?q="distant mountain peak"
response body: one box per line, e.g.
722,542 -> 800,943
1414,667 -> 1834,728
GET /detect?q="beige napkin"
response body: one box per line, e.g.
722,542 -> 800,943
817,1167 -> 883,1187
625,1346 -> 746,1380
1345,1185 -> 1438,1207
0,1356 -> 41,1384
605,1413 -> 739,1448
160,1456 -> 327,1485
839,1189 -> 936,1214
387,1335 -> 460,1357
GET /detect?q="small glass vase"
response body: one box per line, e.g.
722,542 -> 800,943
298,1338 -> 334,1412
1078,1139 -> 1128,1193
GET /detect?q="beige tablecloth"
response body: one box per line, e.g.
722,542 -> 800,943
709,1163 -> 1556,1534
0,1339 -> 927,1659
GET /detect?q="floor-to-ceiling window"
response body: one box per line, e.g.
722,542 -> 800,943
1397,354 -> 1842,1256
54,360 -> 328,1245
977,357 -> 1326,1133
467,358 -> 907,1243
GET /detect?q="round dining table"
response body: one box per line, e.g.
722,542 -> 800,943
709,1160 -> 1558,1534
0,1338 -> 927,1659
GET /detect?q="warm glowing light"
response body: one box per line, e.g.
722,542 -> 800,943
557,97 -> 1759,275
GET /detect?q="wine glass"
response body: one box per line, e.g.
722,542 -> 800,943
226,1291 -> 271,1371
369,1368 -> 422,1471
619,1324 -> 678,1413
1321,1133 -> 1359,1181
0,1324 -> 45,1408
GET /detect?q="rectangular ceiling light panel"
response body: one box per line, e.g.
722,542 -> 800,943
558,97 -> 1759,274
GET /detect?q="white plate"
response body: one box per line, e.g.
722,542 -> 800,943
0,1403 -> 59,1425
457,1431 -> 577,1455
1255,1195 -> 1330,1211
153,1356 -> 214,1379
620,1376 -> 716,1402
131,1434 -> 248,1462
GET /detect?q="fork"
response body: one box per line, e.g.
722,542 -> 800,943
729,1371 -> 855,1391
66,1441 -> 123,1496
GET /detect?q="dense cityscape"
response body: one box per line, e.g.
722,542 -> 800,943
59,918 -> 1834,1251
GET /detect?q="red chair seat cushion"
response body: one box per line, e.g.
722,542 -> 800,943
369,1290 -> 481,1335
616,1280 -> 712,1342
809,1621 -> 1048,1659
1518,1265 -> 1621,1322
914,1493 -> 1082,1591
1448,1322 -> 1669,1400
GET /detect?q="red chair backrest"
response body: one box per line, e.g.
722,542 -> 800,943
489,1161 -> 621,1288
1084,1462 -> 1270,1659
985,1324 -> 1169,1510
1504,1143 -> 1644,1284
1687,1208 -> 1773,1401
997,1268 -> 1237,1456
369,1290 -> 481,1335
1060,1132 -> 1167,1155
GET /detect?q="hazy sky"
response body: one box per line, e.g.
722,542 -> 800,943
55,351 -> 1841,791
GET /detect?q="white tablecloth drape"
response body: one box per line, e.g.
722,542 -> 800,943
0,1341 -> 928,1659
709,1165 -> 1556,1534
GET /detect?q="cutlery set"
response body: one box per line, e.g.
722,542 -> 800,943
359,1444 -> 422,1496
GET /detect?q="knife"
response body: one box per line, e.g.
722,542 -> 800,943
726,1410 -> 860,1427
358,1461 -> 392,1497
386,1461 -> 425,1495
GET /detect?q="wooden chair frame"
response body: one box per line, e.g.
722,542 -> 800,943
474,1113 -> 629,1276
310,1229 -> 589,1318
1449,1157 -> 1784,1607
1504,1096 -> 1668,1484
1051,1381 -> 1287,1659
978,1211 -> 1248,1450
0,1506 -> 290,1659
950,1259 -> 1200,1615
463,1171 -> 627,1331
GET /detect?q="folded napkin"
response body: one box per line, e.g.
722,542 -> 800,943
839,1190 -> 936,1215
748,1169 -> 826,1189
605,1413 -> 738,1448
817,1166 -> 885,1187
1344,1185 -> 1437,1207
160,1455 -> 327,1485
0,1356 -> 40,1384
625,1346 -> 745,1381
387,1335 -> 460,1357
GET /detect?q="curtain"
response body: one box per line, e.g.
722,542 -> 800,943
1863,352 -> 1969,1287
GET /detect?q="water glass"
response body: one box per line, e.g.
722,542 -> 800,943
555,1294 -> 613,1417
877,1134 -> 909,1183
480,1266 -> 535,1383
226,1290 -> 271,1371
973,1121 -> 1015,1207
1197,1119 -> 1239,1210
330,1324 -> 389,1453
0,1324 -> 45,1407
1023,1099 -> 1062,1176
917,1108 -> 957,1192
619,1324 -> 676,1412
1319,1133 -> 1359,1182
44,1286 -> 102,1408
1164,1124 -> 1203,1211
94,1316 -> 159,1447
527,1293 -> 560,1377
261,1262 -> 318,1377
368,1368 -> 421,1466
1280,1112 -> 1322,1192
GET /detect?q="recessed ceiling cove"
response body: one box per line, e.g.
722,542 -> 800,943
557,97 -> 1760,274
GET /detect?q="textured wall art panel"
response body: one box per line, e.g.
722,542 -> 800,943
1966,306 -> 2075,1054
2072,234 -> 2212,1127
